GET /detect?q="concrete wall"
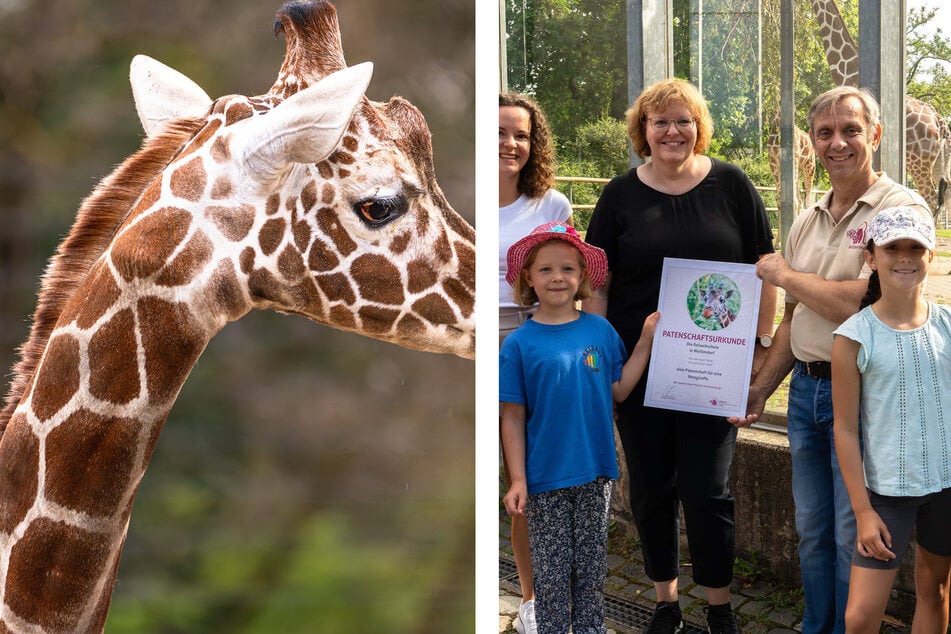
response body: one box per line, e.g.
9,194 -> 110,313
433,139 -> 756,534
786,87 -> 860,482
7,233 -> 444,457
610,424 -> 917,621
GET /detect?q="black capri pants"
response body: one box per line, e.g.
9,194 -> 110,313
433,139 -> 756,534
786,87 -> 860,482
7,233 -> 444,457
616,382 -> 738,589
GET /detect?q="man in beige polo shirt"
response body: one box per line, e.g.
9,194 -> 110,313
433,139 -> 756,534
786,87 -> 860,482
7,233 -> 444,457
728,86 -> 929,634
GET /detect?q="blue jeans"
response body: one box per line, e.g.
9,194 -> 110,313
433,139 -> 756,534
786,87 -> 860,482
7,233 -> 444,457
787,365 -> 855,634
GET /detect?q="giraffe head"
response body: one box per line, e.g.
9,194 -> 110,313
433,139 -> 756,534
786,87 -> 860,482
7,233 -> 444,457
127,0 -> 475,359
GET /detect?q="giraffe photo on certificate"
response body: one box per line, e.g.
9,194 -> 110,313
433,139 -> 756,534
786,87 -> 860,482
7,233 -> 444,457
645,258 -> 762,419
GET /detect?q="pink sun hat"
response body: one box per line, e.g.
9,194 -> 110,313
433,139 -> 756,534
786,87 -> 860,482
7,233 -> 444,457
505,222 -> 609,289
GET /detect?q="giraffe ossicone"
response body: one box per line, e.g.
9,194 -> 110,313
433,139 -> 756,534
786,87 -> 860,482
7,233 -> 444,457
0,1 -> 473,631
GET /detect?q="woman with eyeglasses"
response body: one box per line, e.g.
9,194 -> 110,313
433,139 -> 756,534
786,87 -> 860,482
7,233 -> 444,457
582,78 -> 777,634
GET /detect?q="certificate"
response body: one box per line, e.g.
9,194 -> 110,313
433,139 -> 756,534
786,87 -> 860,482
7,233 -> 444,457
644,258 -> 762,418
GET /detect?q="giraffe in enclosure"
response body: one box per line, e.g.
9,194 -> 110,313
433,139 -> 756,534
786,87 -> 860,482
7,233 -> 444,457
810,0 -> 951,219
767,112 -> 816,218
0,1 -> 474,631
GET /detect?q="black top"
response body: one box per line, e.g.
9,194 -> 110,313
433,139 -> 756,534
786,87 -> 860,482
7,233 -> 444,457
586,158 -> 774,350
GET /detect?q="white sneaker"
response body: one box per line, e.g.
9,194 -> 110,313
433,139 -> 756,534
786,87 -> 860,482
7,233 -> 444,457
516,598 -> 537,634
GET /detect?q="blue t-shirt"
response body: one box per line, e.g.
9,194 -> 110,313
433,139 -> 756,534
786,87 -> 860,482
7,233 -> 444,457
499,311 -> 626,495
834,302 -> 951,496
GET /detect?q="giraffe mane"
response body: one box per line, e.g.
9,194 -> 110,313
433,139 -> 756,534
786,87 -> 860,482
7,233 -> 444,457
0,117 -> 206,436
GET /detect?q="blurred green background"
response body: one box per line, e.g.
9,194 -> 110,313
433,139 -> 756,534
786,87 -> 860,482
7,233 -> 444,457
0,1 -> 475,632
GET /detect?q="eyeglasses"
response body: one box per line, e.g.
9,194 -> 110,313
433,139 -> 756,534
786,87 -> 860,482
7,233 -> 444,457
645,117 -> 696,131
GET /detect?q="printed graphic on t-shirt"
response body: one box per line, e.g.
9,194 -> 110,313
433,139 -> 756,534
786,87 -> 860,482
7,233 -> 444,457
687,274 -> 741,331
582,346 -> 603,373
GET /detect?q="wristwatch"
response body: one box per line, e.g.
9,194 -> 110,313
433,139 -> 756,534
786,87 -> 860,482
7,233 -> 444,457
757,333 -> 773,348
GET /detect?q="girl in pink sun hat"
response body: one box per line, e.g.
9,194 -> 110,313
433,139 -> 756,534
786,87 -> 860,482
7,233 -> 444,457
500,221 -> 658,633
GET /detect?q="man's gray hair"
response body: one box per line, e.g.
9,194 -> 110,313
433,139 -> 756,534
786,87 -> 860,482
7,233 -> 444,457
807,86 -> 882,132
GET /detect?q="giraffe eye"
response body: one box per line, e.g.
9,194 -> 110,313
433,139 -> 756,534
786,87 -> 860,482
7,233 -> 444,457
353,195 -> 409,226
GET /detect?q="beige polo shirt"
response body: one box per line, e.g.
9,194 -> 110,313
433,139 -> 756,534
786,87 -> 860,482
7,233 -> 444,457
784,173 -> 929,362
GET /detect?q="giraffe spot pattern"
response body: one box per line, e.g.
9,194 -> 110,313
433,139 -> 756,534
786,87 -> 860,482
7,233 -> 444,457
45,410 -> 138,518
316,272 -> 356,304
138,297 -> 207,404
6,517 -> 114,632
315,207 -> 356,257
389,230 -> 411,255
170,156 -> 208,202
179,119 -> 222,161
328,149 -> 354,165
224,101 -> 254,127
210,136 -> 231,163
88,308 -> 140,405
307,236 -> 340,272
206,203 -> 255,241
357,305 -> 401,335
31,334 -> 81,421
0,417 -> 39,533
135,179 -> 162,213
247,267 -> 286,305
444,276 -> 474,317
259,218 -> 287,255
205,259 -> 248,321
320,183 -> 335,205
210,176 -> 233,199
396,313 -> 426,338
112,207 -> 191,282
412,293 -> 456,326
316,161 -> 334,180
300,181 -> 317,212
239,246 -> 256,274
156,230 -> 214,287
287,277 -> 324,315
329,304 -> 356,329
293,219 -> 312,253
278,244 -> 306,281
73,265 -> 121,329
350,254 -> 405,305
455,241 -> 476,292
406,259 -> 438,294
266,193 -> 281,216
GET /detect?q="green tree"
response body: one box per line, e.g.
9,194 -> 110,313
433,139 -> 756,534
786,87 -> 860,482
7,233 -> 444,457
505,0 -> 628,155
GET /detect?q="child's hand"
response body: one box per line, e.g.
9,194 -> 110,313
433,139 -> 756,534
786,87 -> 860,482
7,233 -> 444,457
855,508 -> 895,561
639,311 -> 660,344
503,483 -> 528,517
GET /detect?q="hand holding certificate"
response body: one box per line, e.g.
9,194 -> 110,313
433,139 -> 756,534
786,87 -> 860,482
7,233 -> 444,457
645,258 -> 762,418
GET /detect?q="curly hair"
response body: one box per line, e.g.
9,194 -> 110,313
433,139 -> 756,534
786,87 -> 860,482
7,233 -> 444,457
625,78 -> 714,158
500,93 -> 556,198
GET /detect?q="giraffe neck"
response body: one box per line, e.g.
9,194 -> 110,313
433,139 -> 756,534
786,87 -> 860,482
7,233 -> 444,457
811,0 -> 859,87
0,246 -> 229,631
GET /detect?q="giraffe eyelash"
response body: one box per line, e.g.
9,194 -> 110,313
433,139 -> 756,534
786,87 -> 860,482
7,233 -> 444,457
353,194 -> 409,227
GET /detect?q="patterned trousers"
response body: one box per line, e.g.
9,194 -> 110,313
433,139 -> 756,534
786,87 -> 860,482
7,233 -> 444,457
526,477 -> 613,634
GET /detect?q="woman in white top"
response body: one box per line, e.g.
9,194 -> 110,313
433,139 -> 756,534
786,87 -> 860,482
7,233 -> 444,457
498,92 -> 572,634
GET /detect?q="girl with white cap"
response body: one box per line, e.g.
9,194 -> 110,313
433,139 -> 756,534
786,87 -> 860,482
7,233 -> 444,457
832,206 -> 951,633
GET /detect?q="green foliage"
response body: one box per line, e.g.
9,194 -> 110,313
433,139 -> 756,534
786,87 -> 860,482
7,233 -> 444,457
563,116 -> 630,178
505,0 -> 628,145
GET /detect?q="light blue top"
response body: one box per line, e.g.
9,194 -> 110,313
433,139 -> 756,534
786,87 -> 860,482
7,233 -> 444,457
499,312 -> 624,495
834,302 -> 951,496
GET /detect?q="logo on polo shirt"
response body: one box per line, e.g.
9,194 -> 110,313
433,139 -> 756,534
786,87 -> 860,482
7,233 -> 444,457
846,222 -> 868,248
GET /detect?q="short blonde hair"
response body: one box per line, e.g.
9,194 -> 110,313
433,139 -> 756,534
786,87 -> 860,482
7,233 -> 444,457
625,78 -> 714,159
510,241 -> 595,307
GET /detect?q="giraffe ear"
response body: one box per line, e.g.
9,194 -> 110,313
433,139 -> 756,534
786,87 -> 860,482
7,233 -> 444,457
237,62 -> 373,179
130,55 -> 213,136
